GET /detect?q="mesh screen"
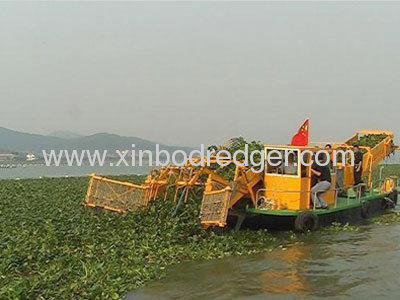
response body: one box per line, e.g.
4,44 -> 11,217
200,189 -> 231,227
85,177 -> 148,212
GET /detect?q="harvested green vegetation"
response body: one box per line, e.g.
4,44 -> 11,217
349,133 -> 389,148
351,134 -> 387,148
0,176 -> 277,300
212,137 -> 264,180
349,133 -> 397,155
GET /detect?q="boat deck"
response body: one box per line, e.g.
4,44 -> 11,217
246,191 -> 385,216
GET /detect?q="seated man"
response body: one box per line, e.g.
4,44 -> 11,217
310,153 -> 331,209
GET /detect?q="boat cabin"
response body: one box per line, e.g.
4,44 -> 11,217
262,145 -> 337,211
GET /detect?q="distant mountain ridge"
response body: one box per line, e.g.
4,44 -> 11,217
0,127 -> 194,155
47,131 -> 84,139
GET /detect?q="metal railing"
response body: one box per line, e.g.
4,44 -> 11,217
255,184 -> 372,211
255,188 -> 323,211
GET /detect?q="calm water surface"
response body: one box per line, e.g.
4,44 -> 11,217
0,163 -> 151,179
127,222 -> 400,300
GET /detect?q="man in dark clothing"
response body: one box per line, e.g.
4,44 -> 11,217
353,145 -> 363,186
325,144 -> 334,170
311,153 -> 331,209
311,159 -> 318,187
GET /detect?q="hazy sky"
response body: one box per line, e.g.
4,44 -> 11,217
1,2 -> 399,147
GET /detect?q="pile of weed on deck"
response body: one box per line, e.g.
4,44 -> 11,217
0,176 -> 276,300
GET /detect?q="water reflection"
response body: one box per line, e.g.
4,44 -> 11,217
258,245 -> 311,294
126,223 -> 400,300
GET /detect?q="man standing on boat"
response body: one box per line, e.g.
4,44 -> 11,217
310,153 -> 331,209
353,145 -> 363,186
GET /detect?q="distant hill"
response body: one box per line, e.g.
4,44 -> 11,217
0,127 -> 194,155
48,131 -> 84,139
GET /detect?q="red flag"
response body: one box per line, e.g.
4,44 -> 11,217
291,119 -> 309,146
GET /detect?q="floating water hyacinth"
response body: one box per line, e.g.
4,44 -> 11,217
1,171 -> 399,299
0,176 -> 276,299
